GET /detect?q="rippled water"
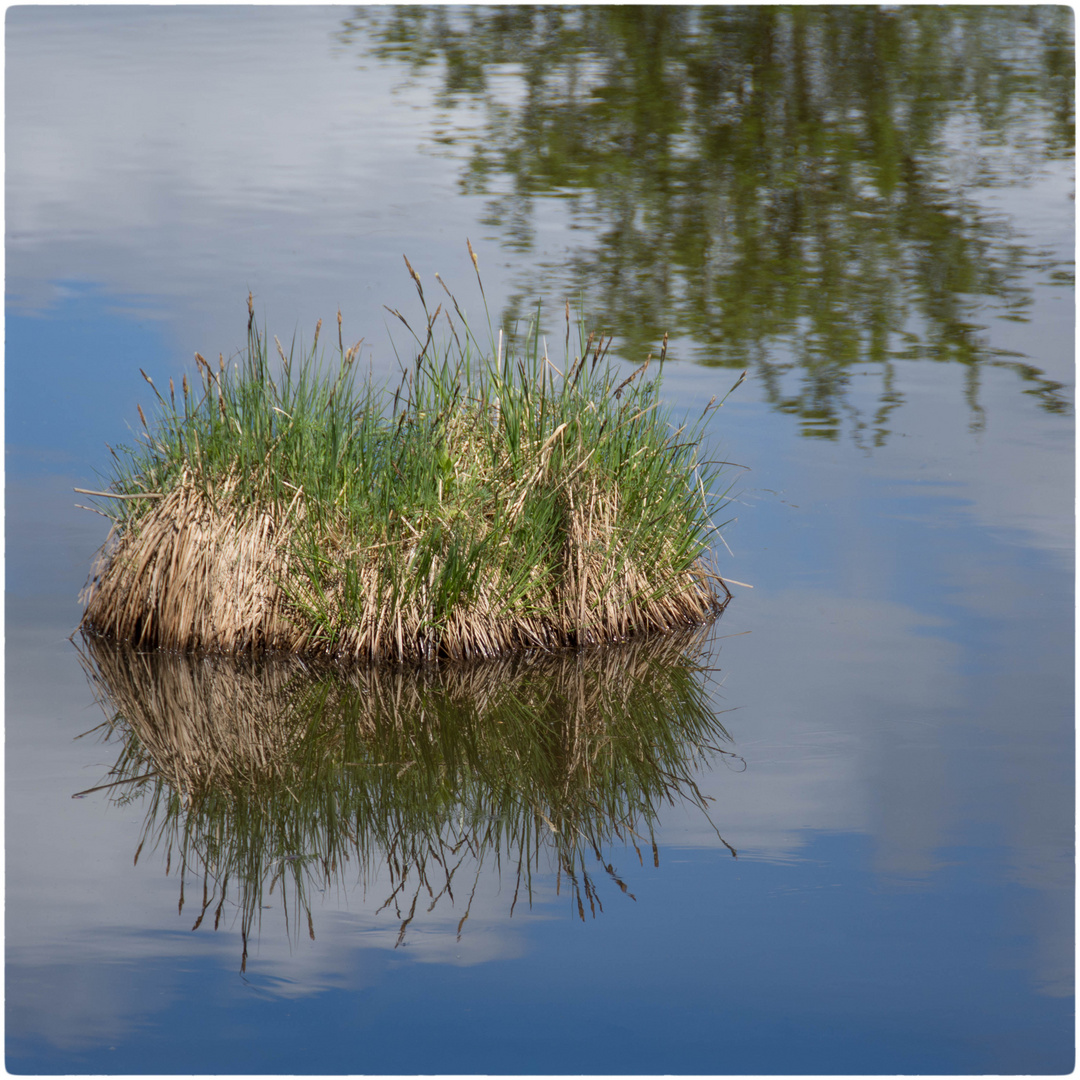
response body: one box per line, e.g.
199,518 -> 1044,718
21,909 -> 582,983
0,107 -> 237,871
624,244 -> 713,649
5,7 -> 1074,1074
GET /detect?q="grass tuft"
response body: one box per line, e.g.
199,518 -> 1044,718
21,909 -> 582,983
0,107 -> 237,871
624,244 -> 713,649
80,257 -> 736,663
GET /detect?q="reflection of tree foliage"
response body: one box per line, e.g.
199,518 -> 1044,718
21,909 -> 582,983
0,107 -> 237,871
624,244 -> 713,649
77,628 -> 738,971
341,5 -> 1073,443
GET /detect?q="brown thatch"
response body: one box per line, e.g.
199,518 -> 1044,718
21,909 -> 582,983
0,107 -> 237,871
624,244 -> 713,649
80,469 -> 728,663
81,469 -> 307,654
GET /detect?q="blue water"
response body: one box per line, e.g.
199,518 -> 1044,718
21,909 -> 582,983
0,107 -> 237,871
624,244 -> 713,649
6,830 -> 1072,1074
6,6 -> 1074,1074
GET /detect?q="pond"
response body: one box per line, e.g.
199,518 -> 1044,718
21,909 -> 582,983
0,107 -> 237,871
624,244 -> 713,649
5,6 -> 1074,1075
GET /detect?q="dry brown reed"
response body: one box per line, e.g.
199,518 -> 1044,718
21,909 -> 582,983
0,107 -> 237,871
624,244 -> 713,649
81,467 -> 723,661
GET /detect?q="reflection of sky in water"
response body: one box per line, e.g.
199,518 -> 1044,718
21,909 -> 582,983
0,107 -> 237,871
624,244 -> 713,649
5,6 -> 1073,1074
6,6 -> 478,374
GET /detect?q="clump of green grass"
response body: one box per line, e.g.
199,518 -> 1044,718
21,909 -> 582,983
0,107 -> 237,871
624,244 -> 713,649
80,250 -> 737,663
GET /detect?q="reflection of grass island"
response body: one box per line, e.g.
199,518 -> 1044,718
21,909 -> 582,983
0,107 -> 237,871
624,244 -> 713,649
77,628 -> 740,962
80,256 -> 736,663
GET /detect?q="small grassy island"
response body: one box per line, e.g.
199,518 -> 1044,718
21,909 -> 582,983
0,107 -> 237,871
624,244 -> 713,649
80,258 -> 736,664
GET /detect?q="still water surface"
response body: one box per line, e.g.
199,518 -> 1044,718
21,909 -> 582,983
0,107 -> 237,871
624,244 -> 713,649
5,6 -> 1074,1074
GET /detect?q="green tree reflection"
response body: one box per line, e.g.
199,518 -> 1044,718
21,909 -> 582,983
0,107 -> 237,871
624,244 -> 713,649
342,5 -> 1073,442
